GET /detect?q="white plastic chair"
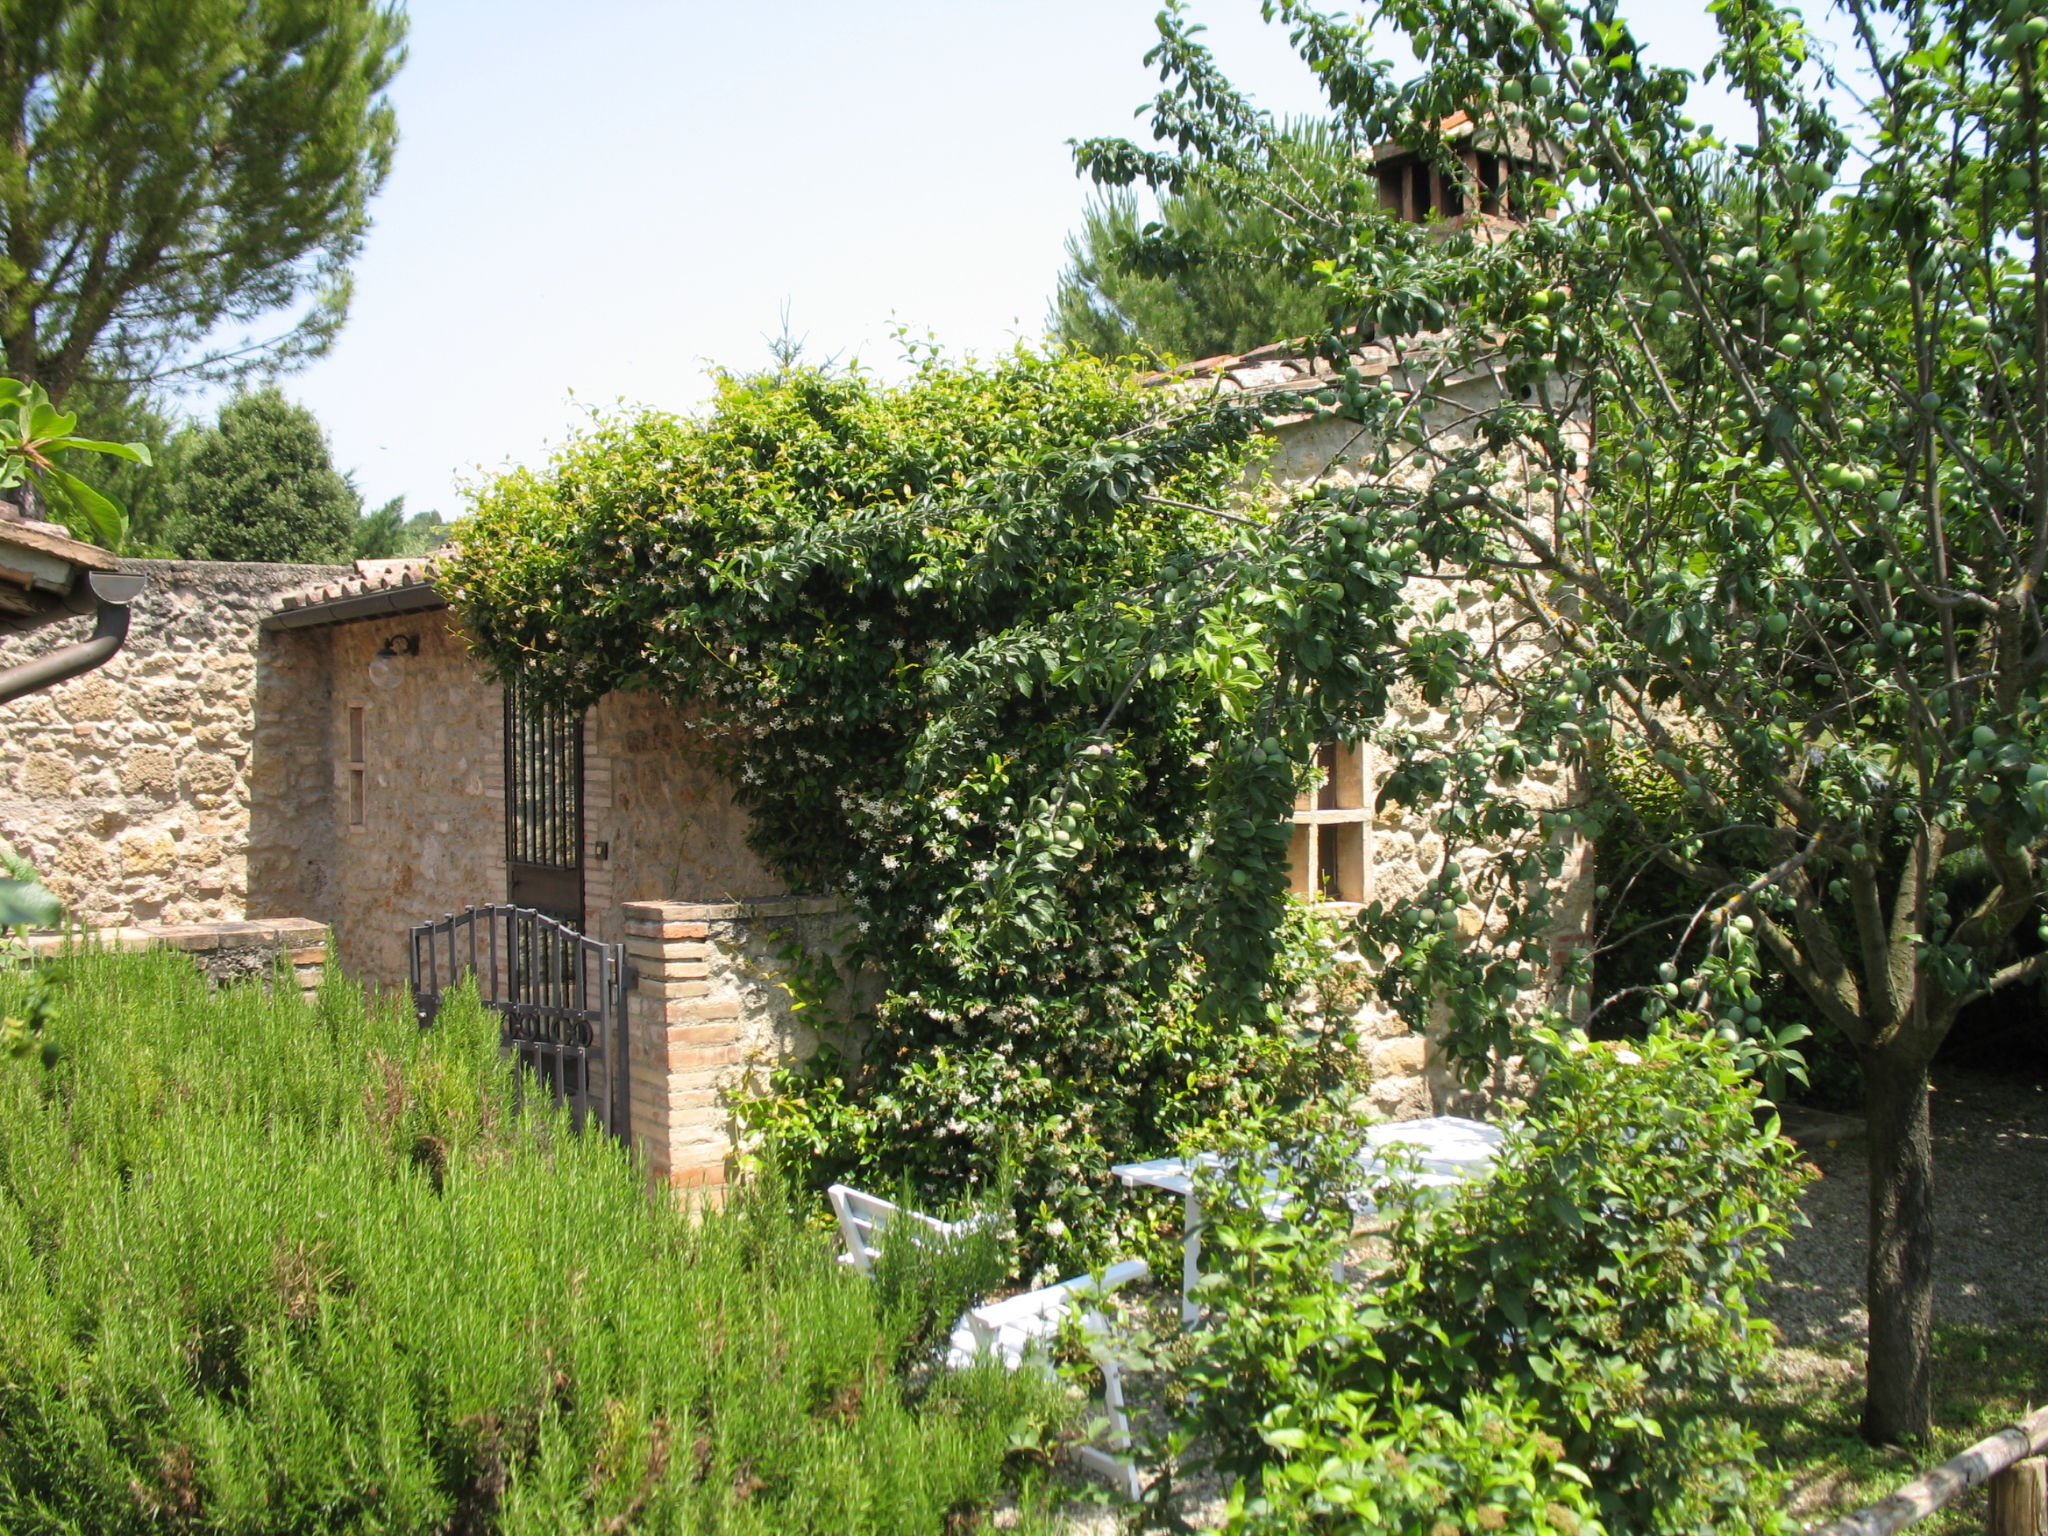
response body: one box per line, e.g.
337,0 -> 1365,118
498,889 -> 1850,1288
944,1258 -> 1151,1501
826,1185 -> 1151,1500
827,1183 -> 992,1277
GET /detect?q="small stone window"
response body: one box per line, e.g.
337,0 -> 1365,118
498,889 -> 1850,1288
346,705 -> 367,828
1286,742 -> 1369,904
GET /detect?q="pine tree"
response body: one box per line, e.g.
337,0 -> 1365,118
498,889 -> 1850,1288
0,0 -> 406,402
1050,122 -> 1363,364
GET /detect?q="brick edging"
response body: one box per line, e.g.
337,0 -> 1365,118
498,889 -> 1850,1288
619,898 -> 845,1199
20,918 -> 330,1001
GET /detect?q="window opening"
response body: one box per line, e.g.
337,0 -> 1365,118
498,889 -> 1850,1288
1477,151 -> 1503,215
346,705 -> 367,828
1286,741 -> 1369,903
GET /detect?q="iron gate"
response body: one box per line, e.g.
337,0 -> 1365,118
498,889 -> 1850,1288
408,904 -> 630,1140
503,677 -> 585,926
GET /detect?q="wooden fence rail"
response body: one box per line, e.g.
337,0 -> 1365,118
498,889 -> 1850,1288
1810,1406 -> 2048,1536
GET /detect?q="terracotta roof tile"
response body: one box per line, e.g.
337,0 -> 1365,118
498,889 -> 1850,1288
272,554 -> 447,614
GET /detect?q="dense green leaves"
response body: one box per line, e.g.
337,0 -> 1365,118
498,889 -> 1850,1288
0,952 -> 1049,1533
0,378 -> 150,547
1051,120 -> 1359,363
1182,1033 -> 1806,1534
452,353 -> 1448,1263
171,387 -> 359,563
351,494 -> 447,560
1074,0 -> 2048,1441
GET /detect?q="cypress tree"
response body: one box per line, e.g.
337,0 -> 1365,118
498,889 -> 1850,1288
173,388 -> 358,564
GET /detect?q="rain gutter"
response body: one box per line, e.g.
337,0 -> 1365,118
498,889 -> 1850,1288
0,571 -> 148,707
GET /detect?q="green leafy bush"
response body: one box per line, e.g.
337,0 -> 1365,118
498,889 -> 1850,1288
1180,1032 -> 1808,1535
867,1179 -> 1016,1369
0,950 -> 1049,1534
1228,1388 -> 1605,1536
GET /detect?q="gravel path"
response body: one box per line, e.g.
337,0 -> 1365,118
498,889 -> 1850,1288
1764,1067 -> 2048,1349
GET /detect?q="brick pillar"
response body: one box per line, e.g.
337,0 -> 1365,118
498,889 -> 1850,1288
620,897 -> 848,1197
623,901 -> 745,1195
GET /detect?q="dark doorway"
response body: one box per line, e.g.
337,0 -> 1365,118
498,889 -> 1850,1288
503,678 -> 585,927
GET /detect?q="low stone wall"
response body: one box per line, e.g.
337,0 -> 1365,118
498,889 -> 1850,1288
621,897 -> 859,1194
21,917 -> 331,1001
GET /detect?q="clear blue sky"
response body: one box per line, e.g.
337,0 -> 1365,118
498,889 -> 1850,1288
236,1 -> 1852,522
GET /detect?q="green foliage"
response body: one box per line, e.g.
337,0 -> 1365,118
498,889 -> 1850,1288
452,352 -> 1434,1268
1050,121 -> 1359,364
0,378 -> 150,547
1076,0 -> 2048,1439
54,381 -> 185,553
171,387 -> 359,563
1181,1033 -> 1806,1535
0,949 -> 1051,1533
0,0 -> 405,400
0,838 -> 61,937
869,1182 -> 1015,1368
0,839 -> 62,1067
352,494 -> 448,560
1223,1388 -> 1607,1536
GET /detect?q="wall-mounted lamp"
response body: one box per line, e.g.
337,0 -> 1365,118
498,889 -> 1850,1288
369,633 -> 420,691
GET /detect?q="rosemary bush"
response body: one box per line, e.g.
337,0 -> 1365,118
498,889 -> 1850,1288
0,951 -> 1047,1534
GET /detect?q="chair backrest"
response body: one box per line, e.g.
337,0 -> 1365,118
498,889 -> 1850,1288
827,1183 -> 979,1277
827,1184 -> 897,1275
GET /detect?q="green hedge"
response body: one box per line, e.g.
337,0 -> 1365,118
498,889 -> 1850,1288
0,951 -> 1042,1534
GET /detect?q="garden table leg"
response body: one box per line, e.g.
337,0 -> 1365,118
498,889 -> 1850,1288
1181,1190 -> 1203,1327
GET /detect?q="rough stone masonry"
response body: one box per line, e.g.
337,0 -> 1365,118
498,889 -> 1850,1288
0,559 -> 346,928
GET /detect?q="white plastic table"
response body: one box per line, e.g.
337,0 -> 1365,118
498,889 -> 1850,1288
1110,1114 -> 1505,1324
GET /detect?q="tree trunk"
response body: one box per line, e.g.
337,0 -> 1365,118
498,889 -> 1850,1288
1860,1042 -> 1937,1445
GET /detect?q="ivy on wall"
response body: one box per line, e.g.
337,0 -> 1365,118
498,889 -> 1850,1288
447,351 -> 1502,1258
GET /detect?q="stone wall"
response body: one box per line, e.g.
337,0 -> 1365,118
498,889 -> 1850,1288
0,560 -> 348,928
262,610 -> 788,992
285,613 -> 509,990
1262,380 -> 1595,1119
582,691 -> 784,950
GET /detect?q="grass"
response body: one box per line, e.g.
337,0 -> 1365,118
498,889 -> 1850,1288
0,948 -> 1062,1535
1755,1320 -> 2048,1533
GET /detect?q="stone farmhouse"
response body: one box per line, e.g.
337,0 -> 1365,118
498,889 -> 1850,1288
0,130 -> 1580,1192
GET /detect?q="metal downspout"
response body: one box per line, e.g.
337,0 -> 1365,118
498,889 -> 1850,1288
0,571 -> 148,707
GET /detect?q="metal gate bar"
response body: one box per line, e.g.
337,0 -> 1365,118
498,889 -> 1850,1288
408,903 -> 629,1142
